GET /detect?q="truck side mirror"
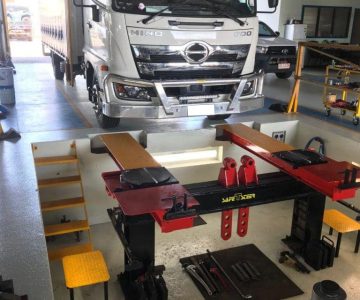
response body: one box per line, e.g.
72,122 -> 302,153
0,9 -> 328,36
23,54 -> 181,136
73,0 -> 100,22
268,0 -> 279,8
275,31 -> 280,37
92,6 -> 100,22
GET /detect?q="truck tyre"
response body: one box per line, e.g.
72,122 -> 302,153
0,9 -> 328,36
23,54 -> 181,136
207,114 -> 231,120
275,72 -> 293,79
91,78 -> 120,128
51,53 -> 65,80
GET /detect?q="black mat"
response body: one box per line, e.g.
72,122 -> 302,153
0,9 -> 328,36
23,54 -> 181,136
180,244 -> 303,300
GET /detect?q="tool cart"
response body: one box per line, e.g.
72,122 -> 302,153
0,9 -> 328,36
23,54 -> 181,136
323,65 -> 360,125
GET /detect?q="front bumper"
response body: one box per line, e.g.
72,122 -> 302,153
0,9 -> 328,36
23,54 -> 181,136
102,73 -> 264,119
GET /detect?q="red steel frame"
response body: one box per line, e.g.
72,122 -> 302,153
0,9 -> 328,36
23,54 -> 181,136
220,128 -> 360,201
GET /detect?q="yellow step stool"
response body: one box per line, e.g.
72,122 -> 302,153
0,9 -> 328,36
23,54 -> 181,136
62,250 -> 110,300
323,209 -> 360,257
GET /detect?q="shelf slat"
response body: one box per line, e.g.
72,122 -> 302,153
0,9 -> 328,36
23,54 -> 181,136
48,242 -> 93,261
44,220 -> 89,237
38,175 -> 81,188
41,197 -> 85,212
34,155 -> 78,166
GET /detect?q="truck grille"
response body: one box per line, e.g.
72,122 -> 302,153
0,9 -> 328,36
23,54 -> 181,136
131,44 -> 250,80
154,70 -> 236,80
267,46 -> 296,55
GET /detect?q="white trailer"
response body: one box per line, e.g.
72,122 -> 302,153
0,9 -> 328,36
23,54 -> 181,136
40,0 -> 279,128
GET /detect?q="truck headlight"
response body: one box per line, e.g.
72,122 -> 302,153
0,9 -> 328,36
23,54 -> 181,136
113,83 -> 152,101
256,46 -> 268,54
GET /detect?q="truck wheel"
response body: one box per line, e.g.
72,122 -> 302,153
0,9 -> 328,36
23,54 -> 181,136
91,79 -> 120,128
51,53 -> 65,80
207,114 -> 231,120
275,72 -> 293,79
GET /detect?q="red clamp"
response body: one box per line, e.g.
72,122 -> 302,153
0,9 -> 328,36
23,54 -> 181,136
221,210 -> 233,240
218,157 -> 238,188
238,155 -> 258,186
237,208 -> 249,237
219,155 -> 258,240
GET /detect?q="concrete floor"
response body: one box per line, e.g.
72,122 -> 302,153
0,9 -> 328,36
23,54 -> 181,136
1,60 -> 360,300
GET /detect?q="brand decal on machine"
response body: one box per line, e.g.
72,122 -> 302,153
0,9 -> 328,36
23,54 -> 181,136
129,30 -> 163,37
233,31 -> 252,37
221,193 -> 256,204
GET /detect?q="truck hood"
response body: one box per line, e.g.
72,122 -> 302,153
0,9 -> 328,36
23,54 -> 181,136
258,37 -> 296,47
124,14 -> 256,46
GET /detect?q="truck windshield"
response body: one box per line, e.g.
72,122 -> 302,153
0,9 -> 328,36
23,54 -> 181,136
112,0 -> 256,17
258,21 -> 277,37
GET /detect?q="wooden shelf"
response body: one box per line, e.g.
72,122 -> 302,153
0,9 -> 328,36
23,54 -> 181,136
41,197 -> 85,212
38,175 -> 81,188
44,220 -> 89,237
48,242 -> 93,261
34,155 -> 78,166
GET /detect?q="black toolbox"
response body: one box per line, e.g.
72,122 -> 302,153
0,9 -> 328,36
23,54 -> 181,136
305,235 -> 335,270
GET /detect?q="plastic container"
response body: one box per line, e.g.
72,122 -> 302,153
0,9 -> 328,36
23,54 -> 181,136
0,67 -> 15,105
311,280 -> 346,300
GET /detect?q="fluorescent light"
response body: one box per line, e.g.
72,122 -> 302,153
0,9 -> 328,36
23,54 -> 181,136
352,161 -> 360,168
152,147 -> 223,168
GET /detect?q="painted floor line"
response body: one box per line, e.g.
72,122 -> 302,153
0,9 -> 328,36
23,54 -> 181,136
56,80 -> 93,129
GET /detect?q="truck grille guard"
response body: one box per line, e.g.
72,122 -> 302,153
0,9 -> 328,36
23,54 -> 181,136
103,73 -> 263,115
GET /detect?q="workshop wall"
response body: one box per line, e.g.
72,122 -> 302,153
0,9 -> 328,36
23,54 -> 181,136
279,0 -> 360,42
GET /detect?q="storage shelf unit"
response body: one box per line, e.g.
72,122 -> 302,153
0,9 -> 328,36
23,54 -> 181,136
32,142 -> 93,261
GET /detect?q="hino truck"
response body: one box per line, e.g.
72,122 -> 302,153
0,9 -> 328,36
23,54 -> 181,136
40,0 -> 279,128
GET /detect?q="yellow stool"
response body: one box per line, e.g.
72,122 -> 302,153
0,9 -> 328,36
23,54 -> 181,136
62,250 -> 110,300
323,209 -> 360,257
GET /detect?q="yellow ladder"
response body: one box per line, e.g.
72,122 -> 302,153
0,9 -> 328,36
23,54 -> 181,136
32,141 -> 93,261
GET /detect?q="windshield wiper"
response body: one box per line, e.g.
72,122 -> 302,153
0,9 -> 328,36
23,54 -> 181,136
139,0 -> 245,27
138,0 -> 193,24
201,0 -> 245,26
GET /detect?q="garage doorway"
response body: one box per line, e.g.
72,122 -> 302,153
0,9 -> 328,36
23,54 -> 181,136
351,9 -> 360,44
4,0 -> 46,61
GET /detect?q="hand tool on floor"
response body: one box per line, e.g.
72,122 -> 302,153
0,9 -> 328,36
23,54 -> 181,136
185,264 -> 213,296
207,250 -> 252,299
279,251 -> 310,274
231,264 -> 248,282
199,260 -> 222,293
240,262 -> 259,280
234,263 -> 251,281
190,257 -> 217,294
210,267 -> 228,289
245,261 -> 261,278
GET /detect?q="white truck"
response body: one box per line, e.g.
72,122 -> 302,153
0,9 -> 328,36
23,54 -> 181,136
40,0 -> 278,128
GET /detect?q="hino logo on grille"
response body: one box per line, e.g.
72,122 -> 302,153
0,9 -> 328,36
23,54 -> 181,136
182,42 -> 211,64
129,29 -> 163,37
281,48 -> 289,55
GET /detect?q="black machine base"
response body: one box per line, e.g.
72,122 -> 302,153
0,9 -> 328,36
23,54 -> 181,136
118,265 -> 168,300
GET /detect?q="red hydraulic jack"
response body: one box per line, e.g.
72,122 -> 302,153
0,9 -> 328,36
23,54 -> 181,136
219,155 -> 258,240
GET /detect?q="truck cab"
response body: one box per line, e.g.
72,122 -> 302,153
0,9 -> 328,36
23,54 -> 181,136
41,0 -> 279,128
